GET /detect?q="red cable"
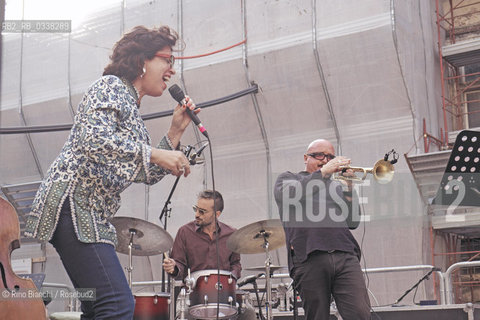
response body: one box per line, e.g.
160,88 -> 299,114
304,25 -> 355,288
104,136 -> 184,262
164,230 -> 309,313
176,39 -> 246,60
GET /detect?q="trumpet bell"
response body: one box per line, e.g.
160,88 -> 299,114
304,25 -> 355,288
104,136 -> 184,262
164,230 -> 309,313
372,159 -> 394,184
333,159 -> 395,184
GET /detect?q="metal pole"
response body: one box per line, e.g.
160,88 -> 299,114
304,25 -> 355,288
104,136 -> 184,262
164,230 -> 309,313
264,241 -> 272,320
435,0 -> 449,145
241,0 -> 273,220
127,231 -> 135,289
169,276 -> 176,320
311,0 -> 342,154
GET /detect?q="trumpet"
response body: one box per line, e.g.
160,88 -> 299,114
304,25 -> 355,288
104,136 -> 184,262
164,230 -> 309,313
333,159 -> 394,184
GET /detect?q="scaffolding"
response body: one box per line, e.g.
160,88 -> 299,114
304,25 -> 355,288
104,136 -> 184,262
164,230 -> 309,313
436,0 -> 480,141
431,0 -> 480,304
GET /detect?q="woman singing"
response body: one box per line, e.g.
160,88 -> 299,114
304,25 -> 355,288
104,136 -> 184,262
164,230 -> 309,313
25,25 -> 195,319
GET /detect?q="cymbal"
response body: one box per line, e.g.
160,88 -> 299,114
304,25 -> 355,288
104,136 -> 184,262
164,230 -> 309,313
110,216 -> 173,256
227,219 -> 285,254
245,265 -> 287,273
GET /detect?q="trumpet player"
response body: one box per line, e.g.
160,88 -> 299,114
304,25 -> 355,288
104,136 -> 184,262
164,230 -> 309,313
274,139 -> 371,320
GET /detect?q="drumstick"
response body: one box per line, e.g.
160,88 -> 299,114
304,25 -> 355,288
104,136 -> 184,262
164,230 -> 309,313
163,252 -> 170,274
164,252 -> 173,266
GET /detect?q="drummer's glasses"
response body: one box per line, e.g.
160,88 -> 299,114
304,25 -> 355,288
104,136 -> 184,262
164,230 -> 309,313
192,205 -> 209,215
307,152 -> 336,161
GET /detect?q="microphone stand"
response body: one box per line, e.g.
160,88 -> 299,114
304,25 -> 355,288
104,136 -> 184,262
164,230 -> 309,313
252,281 -> 266,320
159,146 -> 193,293
393,268 -> 436,306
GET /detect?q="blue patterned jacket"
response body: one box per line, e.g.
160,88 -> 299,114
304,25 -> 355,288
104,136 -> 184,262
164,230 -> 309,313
25,75 -> 172,246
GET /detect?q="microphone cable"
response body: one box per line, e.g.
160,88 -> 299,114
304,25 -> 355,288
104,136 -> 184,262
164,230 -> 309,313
204,135 -> 222,320
168,83 -> 222,320
359,185 -> 383,320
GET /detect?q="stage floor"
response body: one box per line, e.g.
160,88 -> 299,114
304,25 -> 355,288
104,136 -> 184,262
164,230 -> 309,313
269,303 -> 480,319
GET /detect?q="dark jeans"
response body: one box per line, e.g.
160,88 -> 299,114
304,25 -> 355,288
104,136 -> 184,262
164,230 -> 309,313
50,200 -> 134,320
292,250 -> 371,320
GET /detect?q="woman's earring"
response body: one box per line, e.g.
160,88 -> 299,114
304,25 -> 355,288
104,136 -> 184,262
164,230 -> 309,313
141,66 -> 146,78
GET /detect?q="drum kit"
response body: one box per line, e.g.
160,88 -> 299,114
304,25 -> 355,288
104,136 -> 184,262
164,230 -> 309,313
110,217 -> 173,320
109,216 -> 286,320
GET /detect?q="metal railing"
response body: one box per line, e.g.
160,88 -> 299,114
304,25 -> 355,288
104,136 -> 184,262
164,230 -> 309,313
444,260 -> 480,305
124,262 -> 480,313
362,265 -> 445,305
257,265 -> 444,305
128,263 -> 480,307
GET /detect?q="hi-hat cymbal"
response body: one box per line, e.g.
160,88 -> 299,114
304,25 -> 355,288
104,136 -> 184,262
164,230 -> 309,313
245,265 -> 287,273
227,219 -> 285,254
110,216 -> 173,256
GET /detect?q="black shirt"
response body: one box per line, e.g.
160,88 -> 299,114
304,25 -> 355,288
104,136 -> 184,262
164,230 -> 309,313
274,170 -> 361,272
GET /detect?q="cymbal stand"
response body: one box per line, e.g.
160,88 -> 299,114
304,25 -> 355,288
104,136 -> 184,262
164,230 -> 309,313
126,229 -> 136,289
259,231 -> 273,320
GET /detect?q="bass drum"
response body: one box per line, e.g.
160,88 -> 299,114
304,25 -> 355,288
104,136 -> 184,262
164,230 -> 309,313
133,292 -> 169,320
188,270 -> 237,319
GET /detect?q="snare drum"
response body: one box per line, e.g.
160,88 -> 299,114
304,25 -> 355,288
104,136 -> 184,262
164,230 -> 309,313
188,270 -> 237,319
133,292 -> 169,320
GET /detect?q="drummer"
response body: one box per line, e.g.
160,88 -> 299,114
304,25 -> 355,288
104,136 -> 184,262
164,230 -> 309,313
163,189 -> 241,280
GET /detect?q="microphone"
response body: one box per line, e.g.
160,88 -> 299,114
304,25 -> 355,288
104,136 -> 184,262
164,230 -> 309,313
189,142 -> 209,165
169,84 -> 209,138
384,149 -> 399,165
237,273 -> 264,288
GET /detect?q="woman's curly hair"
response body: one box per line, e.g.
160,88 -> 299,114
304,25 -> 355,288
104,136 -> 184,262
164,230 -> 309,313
103,25 -> 178,82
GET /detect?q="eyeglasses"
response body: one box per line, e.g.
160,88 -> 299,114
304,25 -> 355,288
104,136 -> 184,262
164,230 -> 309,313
192,205 -> 209,215
155,53 -> 175,66
307,152 -> 336,161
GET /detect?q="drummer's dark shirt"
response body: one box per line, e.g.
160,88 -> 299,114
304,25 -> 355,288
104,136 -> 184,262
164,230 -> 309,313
170,221 -> 242,280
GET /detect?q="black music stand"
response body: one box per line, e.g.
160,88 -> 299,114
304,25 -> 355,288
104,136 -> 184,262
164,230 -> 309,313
432,130 -> 480,207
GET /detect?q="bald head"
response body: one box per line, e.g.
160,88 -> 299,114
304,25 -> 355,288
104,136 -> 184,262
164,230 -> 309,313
306,139 -> 334,154
304,139 -> 336,173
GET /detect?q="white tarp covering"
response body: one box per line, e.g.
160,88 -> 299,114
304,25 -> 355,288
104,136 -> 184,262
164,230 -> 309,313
1,0 -> 443,311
